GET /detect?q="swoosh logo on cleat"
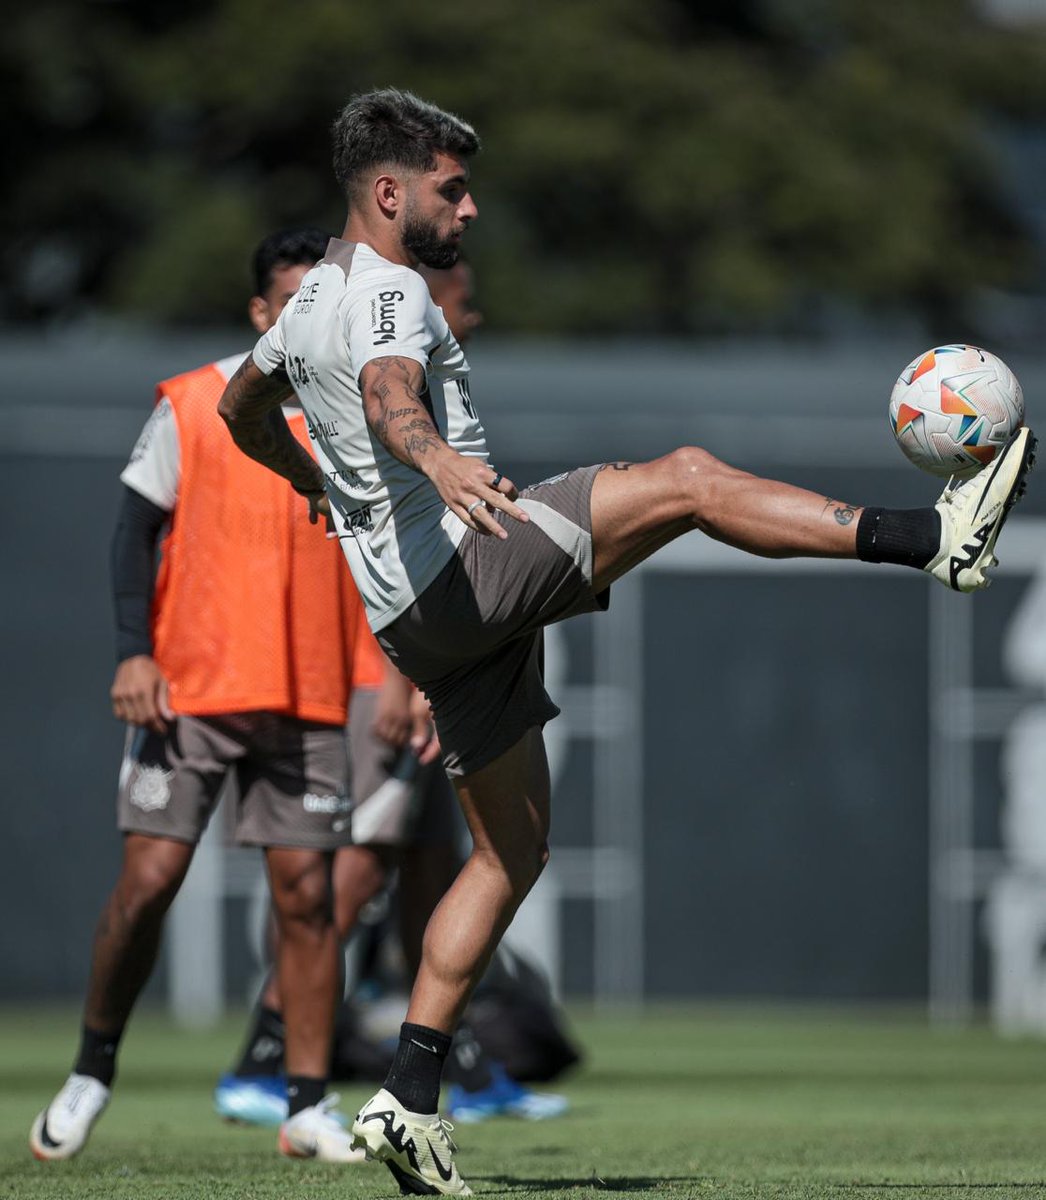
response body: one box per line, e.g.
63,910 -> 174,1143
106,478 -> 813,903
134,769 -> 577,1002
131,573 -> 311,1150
427,1138 -> 454,1182
971,446 -> 1011,523
359,1108 -> 421,1173
38,1110 -> 61,1150
949,522 -> 991,590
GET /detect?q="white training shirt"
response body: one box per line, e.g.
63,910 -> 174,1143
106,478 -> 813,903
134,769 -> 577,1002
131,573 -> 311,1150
120,353 -> 296,513
251,240 -> 489,631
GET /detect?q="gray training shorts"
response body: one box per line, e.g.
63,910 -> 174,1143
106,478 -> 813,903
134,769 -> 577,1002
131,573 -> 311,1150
378,464 -> 609,777
117,712 -> 353,850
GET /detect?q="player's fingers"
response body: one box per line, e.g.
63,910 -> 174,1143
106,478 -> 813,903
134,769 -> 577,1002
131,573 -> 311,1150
489,470 -> 519,502
465,500 -> 508,539
158,679 -> 174,722
124,692 -> 147,728
481,489 -> 529,525
137,692 -> 162,732
415,731 -> 441,766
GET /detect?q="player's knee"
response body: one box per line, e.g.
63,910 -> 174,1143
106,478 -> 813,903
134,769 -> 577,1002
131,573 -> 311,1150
273,862 -> 334,932
666,445 -> 726,488
666,445 -> 742,520
118,856 -> 185,924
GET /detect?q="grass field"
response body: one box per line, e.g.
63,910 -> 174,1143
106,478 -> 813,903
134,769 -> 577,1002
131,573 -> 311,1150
4,1005 -> 1046,1198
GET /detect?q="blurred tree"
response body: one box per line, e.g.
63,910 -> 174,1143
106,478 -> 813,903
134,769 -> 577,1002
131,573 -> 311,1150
3,0 -> 1046,335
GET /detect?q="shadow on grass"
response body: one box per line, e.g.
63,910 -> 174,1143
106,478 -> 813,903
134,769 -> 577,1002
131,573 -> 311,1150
475,1175 -> 711,1193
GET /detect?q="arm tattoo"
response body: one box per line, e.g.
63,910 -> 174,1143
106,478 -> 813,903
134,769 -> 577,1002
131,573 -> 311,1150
822,497 -> 856,526
362,357 -> 448,472
218,357 -> 324,493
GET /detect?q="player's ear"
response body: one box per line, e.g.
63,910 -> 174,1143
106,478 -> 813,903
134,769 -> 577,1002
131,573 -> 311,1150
247,294 -> 270,334
374,173 -> 402,219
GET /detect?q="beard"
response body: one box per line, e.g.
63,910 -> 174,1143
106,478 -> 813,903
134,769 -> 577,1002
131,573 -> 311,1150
402,210 -> 460,269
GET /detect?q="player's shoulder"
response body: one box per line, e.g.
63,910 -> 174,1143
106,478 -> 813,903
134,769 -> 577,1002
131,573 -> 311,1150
347,245 -> 429,300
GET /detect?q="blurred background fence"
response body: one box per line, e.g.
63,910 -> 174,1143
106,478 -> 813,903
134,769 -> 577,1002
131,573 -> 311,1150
4,332 -> 1046,1021
4,0 -> 1046,1022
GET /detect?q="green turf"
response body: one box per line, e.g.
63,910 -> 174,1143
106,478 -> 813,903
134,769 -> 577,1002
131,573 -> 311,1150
4,1005 -> 1046,1198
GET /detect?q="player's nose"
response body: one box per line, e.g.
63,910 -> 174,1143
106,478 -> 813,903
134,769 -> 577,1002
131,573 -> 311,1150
458,193 -> 478,222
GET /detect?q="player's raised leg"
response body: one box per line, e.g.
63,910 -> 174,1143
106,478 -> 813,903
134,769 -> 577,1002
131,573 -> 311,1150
29,834 -> 195,1160
589,428 -> 1036,595
352,726 -> 550,1195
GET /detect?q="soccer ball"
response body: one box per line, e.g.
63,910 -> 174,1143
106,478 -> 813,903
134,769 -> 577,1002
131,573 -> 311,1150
888,344 -> 1024,480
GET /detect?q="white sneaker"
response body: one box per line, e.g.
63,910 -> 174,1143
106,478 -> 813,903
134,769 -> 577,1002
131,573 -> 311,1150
29,1073 -> 110,1160
278,1094 -> 367,1163
926,426 -> 1036,592
352,1087 -> 471,1195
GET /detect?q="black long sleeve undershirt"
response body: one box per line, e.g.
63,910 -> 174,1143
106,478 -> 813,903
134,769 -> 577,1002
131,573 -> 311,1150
110,485 -> 168,663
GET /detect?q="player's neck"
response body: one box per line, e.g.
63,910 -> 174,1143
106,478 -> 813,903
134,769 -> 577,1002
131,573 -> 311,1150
340,215 -> 414,268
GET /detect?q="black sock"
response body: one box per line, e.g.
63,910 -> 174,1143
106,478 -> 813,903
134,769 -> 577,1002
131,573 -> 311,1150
231,1005 -> 286,1078
286,1074 -> 326,1117
383,1022 -> 452,1114
74,1025 -> 122,1088
442,1022 -> 494,1093
856,507 -> 941,570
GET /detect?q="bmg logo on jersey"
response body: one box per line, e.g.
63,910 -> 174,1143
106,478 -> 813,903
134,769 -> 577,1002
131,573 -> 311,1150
371,290 -> 405,345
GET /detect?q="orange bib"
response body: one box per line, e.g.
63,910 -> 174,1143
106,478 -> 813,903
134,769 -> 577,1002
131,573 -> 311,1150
151,361 -> 362,724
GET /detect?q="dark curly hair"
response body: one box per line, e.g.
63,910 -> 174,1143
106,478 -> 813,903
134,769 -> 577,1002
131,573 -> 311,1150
331,88 -> 480,206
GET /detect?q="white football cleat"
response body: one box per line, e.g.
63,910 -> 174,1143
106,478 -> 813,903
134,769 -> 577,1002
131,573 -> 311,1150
352,1087 -> 471,1195
29,1073 -> 110,1160
278,1093 -> 367,1163
926,426 -> 1036,592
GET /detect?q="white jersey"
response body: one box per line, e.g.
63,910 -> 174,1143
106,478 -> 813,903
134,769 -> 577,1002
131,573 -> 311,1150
252,239 -> 488,631
121,353 -> 248,512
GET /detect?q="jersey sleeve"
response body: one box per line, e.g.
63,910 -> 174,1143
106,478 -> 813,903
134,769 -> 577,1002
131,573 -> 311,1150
251,305 -> 288,375
119,396 -> 181,513
345,268 -> 445,379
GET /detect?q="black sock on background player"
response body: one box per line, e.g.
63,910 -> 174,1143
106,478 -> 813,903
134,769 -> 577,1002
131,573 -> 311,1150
74,1025 -> 122,1088
231,1004 -> 286,1078
443,1022 -> 495,1093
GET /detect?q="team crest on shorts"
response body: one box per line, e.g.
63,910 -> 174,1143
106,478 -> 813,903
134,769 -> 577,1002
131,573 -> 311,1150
130,764 -> 174,812
530,471 -> 569,490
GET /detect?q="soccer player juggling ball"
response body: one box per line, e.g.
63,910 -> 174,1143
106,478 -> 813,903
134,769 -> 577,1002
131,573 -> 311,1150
219,89 -> 1036,1195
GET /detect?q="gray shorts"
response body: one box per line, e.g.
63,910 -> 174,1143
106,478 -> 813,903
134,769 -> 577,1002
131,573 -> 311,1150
117,712 -> 352,850
348,688 -> 459,846
378,465 -> 608,777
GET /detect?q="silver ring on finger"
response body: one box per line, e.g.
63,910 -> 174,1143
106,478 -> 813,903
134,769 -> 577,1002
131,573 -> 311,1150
466,499 -> 483,516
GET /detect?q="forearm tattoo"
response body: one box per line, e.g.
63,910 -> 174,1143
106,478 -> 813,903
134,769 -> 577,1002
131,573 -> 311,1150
822,497 -> 856,526
364,357 -> 446,471
219,358 -> 324,493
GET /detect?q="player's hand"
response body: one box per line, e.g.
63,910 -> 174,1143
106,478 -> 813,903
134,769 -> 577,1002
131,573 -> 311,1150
409,690 -> 441,765
425,450 -> 528,539
304,491 -> 336,537
372,668 -> 414,748
111,655 -> 174,733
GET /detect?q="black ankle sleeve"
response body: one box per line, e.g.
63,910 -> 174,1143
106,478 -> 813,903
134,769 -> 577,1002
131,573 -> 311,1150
857,507 -> 940,570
